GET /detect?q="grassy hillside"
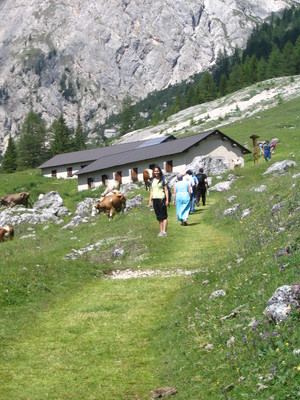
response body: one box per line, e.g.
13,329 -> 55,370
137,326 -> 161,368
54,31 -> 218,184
0,97 -> 299,399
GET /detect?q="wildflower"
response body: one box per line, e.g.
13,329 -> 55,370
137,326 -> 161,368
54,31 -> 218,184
242,336 -> 247,344
217,381 -> 220,385
297,366 -> 300,371
262,331 -> 268,339
276,348 -> 280,352
252,306 -> 256,310
285,342 -> 289,347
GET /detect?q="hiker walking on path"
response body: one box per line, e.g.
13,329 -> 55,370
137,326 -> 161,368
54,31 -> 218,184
196,168 -> 208,206
183,170 -> 195,213
263,140 -> 271,161
148,165 -> 169,237
173,174 -> 191,226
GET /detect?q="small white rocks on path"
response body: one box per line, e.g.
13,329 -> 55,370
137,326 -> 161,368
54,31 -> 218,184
106,268 -> 201,280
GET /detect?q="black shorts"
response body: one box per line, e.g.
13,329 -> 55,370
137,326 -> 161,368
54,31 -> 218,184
153,198 -> 168,221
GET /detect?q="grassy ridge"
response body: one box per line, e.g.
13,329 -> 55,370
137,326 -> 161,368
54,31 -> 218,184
0,97 -> 299,399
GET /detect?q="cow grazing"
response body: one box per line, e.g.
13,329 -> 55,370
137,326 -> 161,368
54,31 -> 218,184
143,169 -> 152,190
0,225 -> 14,242
102,179 -> 120,197
92,192 -> 126,219
0,192 -> 31,208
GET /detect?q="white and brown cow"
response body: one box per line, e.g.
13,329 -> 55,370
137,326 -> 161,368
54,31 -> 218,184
0,225 -> 14,242
143,169 -> 152,191
0,192 -> 31,208
92,192 -> 126,219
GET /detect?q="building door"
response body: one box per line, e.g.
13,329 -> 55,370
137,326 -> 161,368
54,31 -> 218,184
87,177 -> 94,189
102,174 -> 108,185
166,160 -> 173,172
131,168 -> 138,182
115,171 -> 122,184
51,170 -> 57,178
67,167 -> 73,177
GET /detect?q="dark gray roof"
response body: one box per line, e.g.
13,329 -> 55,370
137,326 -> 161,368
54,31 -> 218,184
38,135 -> 174,169
76,130 -> 250,176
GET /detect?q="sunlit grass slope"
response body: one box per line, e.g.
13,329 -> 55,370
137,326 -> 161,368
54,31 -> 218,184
0,96 -> 299,399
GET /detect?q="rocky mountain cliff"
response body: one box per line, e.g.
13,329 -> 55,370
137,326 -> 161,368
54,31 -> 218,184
0,0 -> 299,154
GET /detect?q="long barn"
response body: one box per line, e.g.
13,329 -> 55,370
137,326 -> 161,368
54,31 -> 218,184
39,130 -> 250,191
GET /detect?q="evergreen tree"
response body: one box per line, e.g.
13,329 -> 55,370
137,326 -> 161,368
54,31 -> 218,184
257,57 -> 268,81
267,44 -> 284,78
120,94 -> 134,135
282,41 -> 296,75
227,64 -> 243,92
218,74 -> 227,97
2,135 -> 18,173
197,72 -> 217,103
249,54 -> 258,83
294,37 -> 300,73
74,114 -> 86,151
50,114 -> 72,155
150,107 -> 161,126
185,86 -> 198,107
18,110 -> 47,169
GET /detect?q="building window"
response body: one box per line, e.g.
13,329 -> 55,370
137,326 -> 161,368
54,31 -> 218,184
51,170 -> 57,178
115,171 -> 122,184
102,174 -> 108,185
67,167 -> 73,177
131,168 -> 138,182
87,177 -> 94,189
166,160 -> 173,173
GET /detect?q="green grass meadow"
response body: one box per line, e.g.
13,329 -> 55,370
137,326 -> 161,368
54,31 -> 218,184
0,97 -> 299,399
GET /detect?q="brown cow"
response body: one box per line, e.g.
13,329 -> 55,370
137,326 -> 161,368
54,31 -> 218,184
143,169 -> 152,191
0,192 -> 31,208
0,225 -> 14,242
92,192 -> 126,219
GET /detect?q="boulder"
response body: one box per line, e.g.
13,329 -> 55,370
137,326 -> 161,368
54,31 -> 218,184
263,160 -> 297,175
210,181 -> 233,192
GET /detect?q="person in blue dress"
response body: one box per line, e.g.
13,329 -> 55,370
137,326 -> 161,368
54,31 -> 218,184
263,140 -> 271,161
173,174 -> 191,225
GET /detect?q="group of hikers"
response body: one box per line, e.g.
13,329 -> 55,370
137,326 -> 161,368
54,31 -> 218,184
148,166 -> 208,237
259,139 -> 276,162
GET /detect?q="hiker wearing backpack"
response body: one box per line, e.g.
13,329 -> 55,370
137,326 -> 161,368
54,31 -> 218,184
148,165 -> 169,237
196,168 -> 208,206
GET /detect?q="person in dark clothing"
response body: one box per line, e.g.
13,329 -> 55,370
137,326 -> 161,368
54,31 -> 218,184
196,168 -> 208,206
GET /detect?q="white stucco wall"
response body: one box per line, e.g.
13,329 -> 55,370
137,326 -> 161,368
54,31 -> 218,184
41,163 -> 88,179
77,135 -> 246,191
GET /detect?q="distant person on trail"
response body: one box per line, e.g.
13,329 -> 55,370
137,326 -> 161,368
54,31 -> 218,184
270,140 -> 276,154
173,174 -> 191,226
196,168 -> 208,206
263,140 -> 271,161
148,165 -> 169,237
183,170 -> 195,213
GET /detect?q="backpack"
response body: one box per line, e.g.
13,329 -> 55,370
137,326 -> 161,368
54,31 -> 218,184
196,173 -> 206,187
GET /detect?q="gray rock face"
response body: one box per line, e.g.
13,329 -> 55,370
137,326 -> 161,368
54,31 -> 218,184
264,285 -> 299,324
186,156 -> 229,176
0,0 -> 297,152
